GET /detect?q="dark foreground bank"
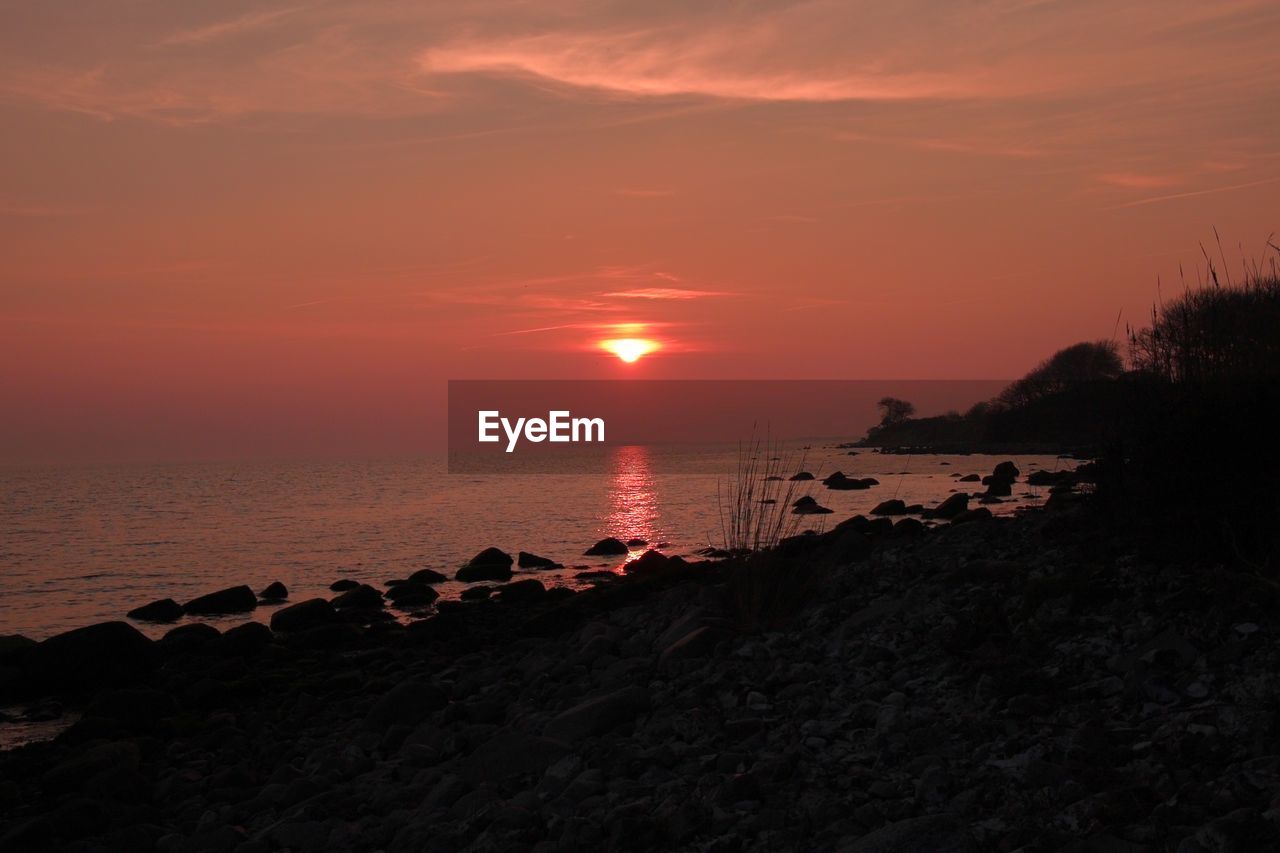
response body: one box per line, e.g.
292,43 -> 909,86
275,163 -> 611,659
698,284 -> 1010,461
3,496 -> 1280,852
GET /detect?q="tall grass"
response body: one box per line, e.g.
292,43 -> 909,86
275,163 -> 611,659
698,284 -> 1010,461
717,430 -> 814,553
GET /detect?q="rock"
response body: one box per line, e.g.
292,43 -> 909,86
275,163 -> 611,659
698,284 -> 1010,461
461,586 -> 493,600
984,480 -> 1012,497
259,581 -> 288,600
461,729 -> 569,784
329,579 -> 360,592
958,474 -> 980,482
584,537 -> 630,556
23,622 -> 156,693
331,584 -> 384,610
625,538 -> 648,548
216,621 -> 273,655
364,679 -> 447,730
792,495 -> 834,514
871,499 -> 908,516
891,518 -> 925,537
992,460 -> 1019,481
790,471 -> 815,480
457,562 -> 513,583
838,814 -> 976,852
182,585 -> 257,615
42,741 -> 141,794
84,687 -> 177,731
468,546 -> 515,567
408,568 -> 448,584
543,686 -> 649,742
626,549 -> 680,575
160,622 -> 220,652
497,579 -> 546,602
270,598 -> 339,632
659,626 -> 726,664
951,507 -> 992,525
385,582 -> 439,606
517,551 -> 561,569
126,598 -> 183,622
930,493 -> 969,519
823,471 -> 873,490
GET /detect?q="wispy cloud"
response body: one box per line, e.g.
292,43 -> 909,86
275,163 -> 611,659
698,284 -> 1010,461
1108,175 -> 1280,209
1098,172 -> 1182,190
157,8 -> 300,47
603,287 -> 733,300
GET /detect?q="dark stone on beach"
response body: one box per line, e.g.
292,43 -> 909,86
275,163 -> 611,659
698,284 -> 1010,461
332,584 -> 384,610
23,622 -> 155,693
461,586 -> 494,600
576,570 -> 618,581
517,551 -> 561,569
992,460 -> 1020,481
871,499 -> 908,516
161,622 -> 220,652
461,729 -> 569,785
270,598 -> 339,632
468,546 -> 514,567
457,563 -> 513,583
84,687 -> 177,732
364,679 -> 447,730
585,537 -> 630,556
543,685 -> 649,742
409,568 -> 448,585
329,579 -> 360,592
42,740 -> 141,795
217,621 -> 273,655
838,814 -> 976,852
794,502 -> 834,515
625,537 -> 648,547
626,549 -> 677,575
952,507 -> 993,525
386,582 -> 439,606
892,517 -> 926,537
127,598 -> 183,622
931,493 -> 969,519
498,578 -> 546,602
824,471 -> 878,490
959,474 -> 980,482
183,585 -> 257,615
984,480 -> 1012,497
259,581 -> 288,600
790,471 -> 815,480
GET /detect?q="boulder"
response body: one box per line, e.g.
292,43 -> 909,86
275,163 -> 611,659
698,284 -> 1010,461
625,549 -> 677,575
161,622 -> 221,652
870,499 -> 908,516
329,579 -> 360,592
584,537 -> 629,556
838,814 -> 976,852
408,568 -> 448,585
467,547 -> 514,568
958,474 -> 980,482
992,460 -> 1020,481
659,626 -> 725,664
386,582 -> 439,606
543,686 -> 649,742
952,507 -> 993,525
930,493 -> 969,519
792,495 -> 833,514
517,551 -> 561,569
364,679 -> 447,730
259,581 -> 288,600
625,538 -> 648,548
270,598 -> 339,633
182,585 -> 257,615
790,471 -> 815,480
461,729 -> 569,784
126,598 -> 183,622
460,586 -> 493,600
332,584 -> 384,610
456,563 -> 513,583
984,480 -> 1012,497
891,517 -> 926,537
497,579 -> 546,602
23,622 -> 156,693
216,621 -> 273,655
84,687 -> 177,732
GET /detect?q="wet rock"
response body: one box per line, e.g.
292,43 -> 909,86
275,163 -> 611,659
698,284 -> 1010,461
23,621 -> 156,693
259,581 -> 288,600
270,598 -> 339,632
929,493 -> 969,519
790,471 -> 815,480
626,549 -> 683,575
461,586 -> 493,600
871,499 -> 908,516
468,546 -> 515,567
585,537 -> 630,556
182,585 -> 258,615
408,568 -> 448,584
497,578 -> 546,602
126,598 -> 183,623
216,621 -> 273,655
458,548 -> 515,581
626,538 -> 648,548
518,551 -> 561,569
331,584 -> 384,610
385,582 -> 439,606
824,471 -> 874,490
160,622 -> 220,652
544,686 -> 649,742
793,495 -> 834,514
958,474 -> 981,482
329,579 -> 360,592
992,460 -> 1020,481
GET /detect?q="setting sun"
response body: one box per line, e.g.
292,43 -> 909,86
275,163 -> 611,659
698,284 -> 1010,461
601,338 -> 659,363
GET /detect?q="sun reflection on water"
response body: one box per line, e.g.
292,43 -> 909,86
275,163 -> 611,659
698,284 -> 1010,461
605,445 -> 661,564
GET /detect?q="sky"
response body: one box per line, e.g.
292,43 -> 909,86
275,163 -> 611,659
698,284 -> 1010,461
2,0 -> 1278,462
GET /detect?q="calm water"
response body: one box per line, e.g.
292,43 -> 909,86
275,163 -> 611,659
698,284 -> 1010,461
0,444 -> 1068,640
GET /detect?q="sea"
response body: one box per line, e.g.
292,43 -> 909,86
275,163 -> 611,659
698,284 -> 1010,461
0,442 -> 1071,642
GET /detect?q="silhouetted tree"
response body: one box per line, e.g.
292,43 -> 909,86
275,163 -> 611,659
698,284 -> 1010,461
996,341 -> 1124,409
876,397 -> 915,427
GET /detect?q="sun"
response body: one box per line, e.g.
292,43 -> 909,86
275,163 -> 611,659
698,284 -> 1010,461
601,338 -> 658,363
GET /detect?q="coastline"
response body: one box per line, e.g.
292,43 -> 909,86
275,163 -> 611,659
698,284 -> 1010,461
3,494 -> 1277,851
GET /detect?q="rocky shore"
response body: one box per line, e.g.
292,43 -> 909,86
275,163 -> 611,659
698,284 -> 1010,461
3,498 -> 1280,852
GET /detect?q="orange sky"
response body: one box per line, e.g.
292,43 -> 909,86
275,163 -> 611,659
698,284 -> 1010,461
2,1 -> 1279,462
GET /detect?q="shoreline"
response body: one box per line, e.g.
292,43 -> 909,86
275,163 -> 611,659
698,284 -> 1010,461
4,485 -> 1278,851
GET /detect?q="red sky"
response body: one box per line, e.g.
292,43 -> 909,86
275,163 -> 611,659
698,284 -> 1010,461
2,1 -> 1279,462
